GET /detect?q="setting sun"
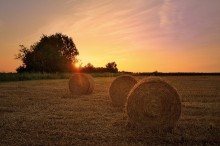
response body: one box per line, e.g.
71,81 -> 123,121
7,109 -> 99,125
74,62 -> 81,68
0,1 -> 220,145
0,0 -> 220,73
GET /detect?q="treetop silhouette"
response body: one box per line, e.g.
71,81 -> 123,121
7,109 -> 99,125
16,33 -> 79,73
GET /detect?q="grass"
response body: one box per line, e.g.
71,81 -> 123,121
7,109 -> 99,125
0,73 -> 71,82
0,76 -> 220,145
0,72 -> 122,82
1,72 -> 219,82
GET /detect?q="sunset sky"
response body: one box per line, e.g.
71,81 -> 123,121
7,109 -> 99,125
0,0 -> 220,72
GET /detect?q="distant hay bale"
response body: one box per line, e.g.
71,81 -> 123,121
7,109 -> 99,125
109,75 -> 137,107
69,73 -> 94,95
126,77 -> 181,131
87,74 -> 95,94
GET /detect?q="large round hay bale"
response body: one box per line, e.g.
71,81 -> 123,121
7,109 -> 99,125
126,77 -> 181,131
69,73 -> 95,95
109,75 -> 137,107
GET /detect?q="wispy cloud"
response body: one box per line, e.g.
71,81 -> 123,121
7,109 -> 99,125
159,0 -> 180,28
159,0 -> 220,42
22,0 -> 220,72
1,0 -> 220,72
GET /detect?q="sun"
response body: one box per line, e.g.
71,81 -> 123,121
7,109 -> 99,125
74,61 -> 82,69
74,63 -> 80,68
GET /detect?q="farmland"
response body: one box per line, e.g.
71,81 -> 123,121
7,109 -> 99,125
0,76 -> 220,145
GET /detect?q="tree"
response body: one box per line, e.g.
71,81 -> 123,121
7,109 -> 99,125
16,33 -> 79,73
106,62 -> 118,73
81,63 -> 95,73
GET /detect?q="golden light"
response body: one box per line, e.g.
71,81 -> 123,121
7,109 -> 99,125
74,62 -> 81,68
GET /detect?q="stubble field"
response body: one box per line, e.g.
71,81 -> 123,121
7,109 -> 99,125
0,76 -> 220,145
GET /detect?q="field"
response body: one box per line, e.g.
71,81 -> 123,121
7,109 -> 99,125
0,76 -> 220,145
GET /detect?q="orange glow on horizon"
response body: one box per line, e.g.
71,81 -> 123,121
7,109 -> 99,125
0,0 -> 220,72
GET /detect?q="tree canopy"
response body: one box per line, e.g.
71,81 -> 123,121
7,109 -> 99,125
16,33 -> 79,73
105,62 -> 118,73
80,62 -> 118,73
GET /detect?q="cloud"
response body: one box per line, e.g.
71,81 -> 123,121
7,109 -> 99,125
159,0 -> 220,43
159,0 -> 180,28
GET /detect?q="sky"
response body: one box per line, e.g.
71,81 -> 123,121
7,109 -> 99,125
0,0 -> 220,72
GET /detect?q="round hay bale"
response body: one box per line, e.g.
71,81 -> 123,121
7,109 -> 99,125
87,74 -> 95,94
126,77 -> 181,131
69,73 -> 94,95
109,75 -> 137,107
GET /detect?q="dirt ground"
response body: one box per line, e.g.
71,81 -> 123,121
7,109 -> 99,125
0,76 -> 220,145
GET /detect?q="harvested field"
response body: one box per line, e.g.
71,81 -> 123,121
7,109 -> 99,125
0,76 -> 220,145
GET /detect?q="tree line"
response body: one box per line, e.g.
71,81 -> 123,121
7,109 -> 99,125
79,62 -> 118,73
15,33 -> 118,73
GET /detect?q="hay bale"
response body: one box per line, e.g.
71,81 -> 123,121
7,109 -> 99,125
87,74 -> 95,94
109,75 -> 137,107
126,77 -> 181,131
69,73 -> 94,95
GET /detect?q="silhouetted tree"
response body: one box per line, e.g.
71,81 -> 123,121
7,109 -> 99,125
16,33 -> 79,73
81,63 -> 95,73
79,62 -> 119,73
106,62 -> 118,73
